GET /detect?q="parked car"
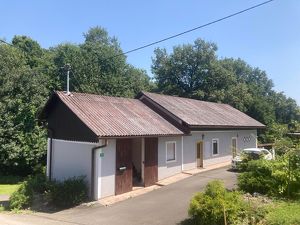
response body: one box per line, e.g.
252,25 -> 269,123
231,148 -> 274,169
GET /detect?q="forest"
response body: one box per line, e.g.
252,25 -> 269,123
0,26 -> 299,176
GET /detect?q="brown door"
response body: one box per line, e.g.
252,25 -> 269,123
115,139 -> 132,195
144,137 -> 158,187
196,141 -> 203,168
231,137 -> 237,157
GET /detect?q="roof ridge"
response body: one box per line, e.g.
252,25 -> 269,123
55,90 -> 140,101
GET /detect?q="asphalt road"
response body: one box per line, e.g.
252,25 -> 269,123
0,167 -> 237,225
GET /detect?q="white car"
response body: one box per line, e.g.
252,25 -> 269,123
231,148 -> 274,169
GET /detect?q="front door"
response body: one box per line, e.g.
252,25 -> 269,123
115,139 -> 132,195
144,137 -> 158,187
232,137 -> 237,157
196,141 -> 203,168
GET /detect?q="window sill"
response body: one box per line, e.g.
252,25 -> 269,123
166,159 -> 176,163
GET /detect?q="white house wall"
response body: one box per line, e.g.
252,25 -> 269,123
50,139 -> 95,194
95,139 -> 116,199
157,136 -> 183,180
182,130 -> 257,170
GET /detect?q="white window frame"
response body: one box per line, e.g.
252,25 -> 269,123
166,141 -> 176,163
212,138 -> 219,156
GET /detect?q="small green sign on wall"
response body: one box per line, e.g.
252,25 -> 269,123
100,152 -> 104,158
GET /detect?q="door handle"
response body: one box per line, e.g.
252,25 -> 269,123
119,166 -> 126,171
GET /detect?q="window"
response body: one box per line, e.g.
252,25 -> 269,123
212,139 -> 219,155
166,141 -> 176,162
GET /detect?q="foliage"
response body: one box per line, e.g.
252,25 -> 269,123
9,174 -> 87,210
238,152 -> 300,198
188,180 -> 248,225
0,175 -> 23,184
238,160 -> 276,195
152,39 -> 300,136
0,27 -> 151,176
46,176 -> 88,208
265,201 -> 300,225
9,180 -> 33,210
50,27 -> 151,97
8,174 -> 48,210
1,31 -> 299,177
0,42 -> 48,176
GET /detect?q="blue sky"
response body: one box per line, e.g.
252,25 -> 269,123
1,0 -> 299,104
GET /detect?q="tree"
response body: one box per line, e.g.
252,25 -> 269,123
152,38 -> 300,129
0,44 -> 48,175
0,27 -> 152,176
50,27 -> 151,97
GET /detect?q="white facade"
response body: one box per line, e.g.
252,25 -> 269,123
157,129 -> 257,177
47,129 -> 257,200
48,139 -> 95,194
47,138 -> 116,200
157,136 -> 183,180
94,139 -> 116,199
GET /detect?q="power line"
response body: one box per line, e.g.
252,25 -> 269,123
108,0 -> 275,60
0,39 -> 13,46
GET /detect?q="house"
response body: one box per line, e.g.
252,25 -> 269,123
39,91 -> 265,200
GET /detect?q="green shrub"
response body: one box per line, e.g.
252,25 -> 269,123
238,159 -> 276,195
9,174 -> 48,210
238,153 -> 300,198
9,181 -> 33,210
9,175 -> 88,210
188,180 -> 247,225
47,176 -> 88,208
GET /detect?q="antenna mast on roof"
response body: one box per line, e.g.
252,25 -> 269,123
63,64 -> 71,95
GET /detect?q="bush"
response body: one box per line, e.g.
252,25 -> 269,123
188,180 -> 247,225
238,159 -> 276,195
238,152 -> 300,198
47,176 -> 88,208
9,175 -> 88,210
9,181 -> 33,210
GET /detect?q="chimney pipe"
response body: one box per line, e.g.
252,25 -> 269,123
67,67 -> 70,95
64,64 -> 71,95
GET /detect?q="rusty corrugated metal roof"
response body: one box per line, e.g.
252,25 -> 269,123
55,91 -> 184,137
141,92 -> 265,128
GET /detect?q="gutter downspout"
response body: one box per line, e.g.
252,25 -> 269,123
91,139 -> 108,200
48,129 -> 53,181
44,126 -> 54,181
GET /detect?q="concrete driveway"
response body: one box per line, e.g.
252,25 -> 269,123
0,167 -> 237,225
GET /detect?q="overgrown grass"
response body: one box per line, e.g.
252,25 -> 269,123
265,201 -> 300,225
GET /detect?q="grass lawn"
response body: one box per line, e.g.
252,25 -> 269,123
0,184 -> 20,195
0,176 -> 22,195
265,201 -> 300,225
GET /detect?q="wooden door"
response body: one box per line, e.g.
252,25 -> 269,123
144,137 -> 158,187
232,137 -> 237,157
115,139 -> 132,195
196,141 -> 203,168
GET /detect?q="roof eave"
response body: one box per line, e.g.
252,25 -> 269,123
189,125 -> 266,130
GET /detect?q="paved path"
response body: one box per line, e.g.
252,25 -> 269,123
0,167 -> 237,225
